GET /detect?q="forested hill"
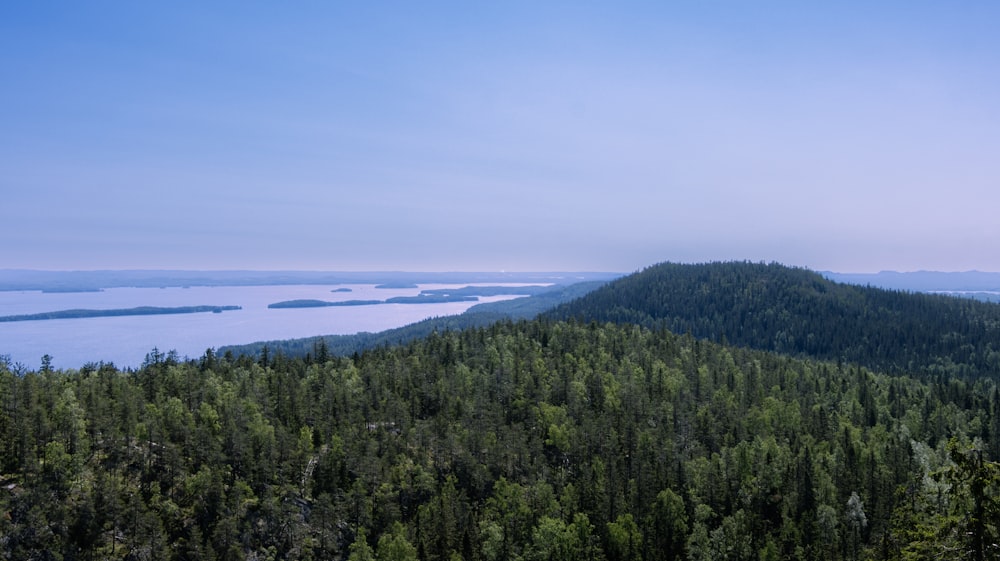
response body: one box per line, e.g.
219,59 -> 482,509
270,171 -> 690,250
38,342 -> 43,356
3,320 -> 999,560
6,263 -> 1000,560
546,261 -> 1000,379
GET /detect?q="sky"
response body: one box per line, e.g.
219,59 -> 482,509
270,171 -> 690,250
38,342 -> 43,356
2,2 -> 999,274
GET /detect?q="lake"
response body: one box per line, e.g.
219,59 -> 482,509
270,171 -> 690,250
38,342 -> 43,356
0,284 -> 526,370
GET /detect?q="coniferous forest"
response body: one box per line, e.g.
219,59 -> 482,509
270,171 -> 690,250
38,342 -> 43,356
547,262 -> 1000,378
2,262 -> 999,560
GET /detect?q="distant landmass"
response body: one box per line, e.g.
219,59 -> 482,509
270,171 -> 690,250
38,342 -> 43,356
417,285 -> 551,297
221,280 -> 609,359
0,305 -> 241,322
267,285 -> 556,310
268,299 -> 382,309
936,291 -> 1000,303
5,268 -> 997,294
822,270 -> 1000,292
330,287 -> 353,293
384,294 -> 477,304
41,288 -> 104,293
822,270 -> 1000,303
374,282 -> 419,289
0,270 -> 619,291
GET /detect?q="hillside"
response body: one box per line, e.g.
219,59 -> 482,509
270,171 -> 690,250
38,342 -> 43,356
219,280 -> 608,360
3,318 -> 998,560
546,261 -> 1000,379
6,263 -> 1000,560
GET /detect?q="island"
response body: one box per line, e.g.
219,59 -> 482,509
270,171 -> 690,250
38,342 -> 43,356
331,287 -> 353,293
0,305 -> 241,322
41,288 -> 105,293
374,282 -> 419,289
384,295 -> 478,304
418,285 -> 550,297
268,299 -> 381,309
267,295 -> 479,308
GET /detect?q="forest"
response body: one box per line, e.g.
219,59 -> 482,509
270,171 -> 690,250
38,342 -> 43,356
548,262 -> 1000,379
2,262 -> 999,560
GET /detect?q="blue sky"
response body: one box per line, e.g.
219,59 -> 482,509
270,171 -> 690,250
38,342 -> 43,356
2,2 -> 998,273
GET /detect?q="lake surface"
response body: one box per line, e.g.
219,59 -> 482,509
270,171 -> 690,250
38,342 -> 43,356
0,284 -> 525,370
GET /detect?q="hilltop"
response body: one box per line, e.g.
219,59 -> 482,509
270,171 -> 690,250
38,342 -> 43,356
546,261 -> 1000,378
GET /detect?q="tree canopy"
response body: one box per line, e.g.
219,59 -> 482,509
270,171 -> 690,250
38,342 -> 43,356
3,262 -> 999,560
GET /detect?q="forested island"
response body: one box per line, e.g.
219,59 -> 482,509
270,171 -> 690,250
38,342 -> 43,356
417,285 -> 551,297
2,262 -> 999,560
0,305 -> 241,322
268,295 -> 478,309
40,288 -> 105,294
267,286 -> 547,309
384,295 -> 478,304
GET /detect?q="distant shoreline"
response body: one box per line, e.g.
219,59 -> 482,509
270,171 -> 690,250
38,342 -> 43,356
267,294 -> 480,308
41,288 -> 105,293
0,270 -> 621,292
268,299 -> 382,309
0,305 -> 242,322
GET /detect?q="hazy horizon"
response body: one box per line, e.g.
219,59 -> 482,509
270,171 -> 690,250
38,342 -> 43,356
5,264 -> 1000,276
4,263 -> 1000,276
3,3 -> 998,274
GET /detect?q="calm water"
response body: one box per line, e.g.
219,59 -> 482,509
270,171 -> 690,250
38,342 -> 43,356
0,284 -> 523,370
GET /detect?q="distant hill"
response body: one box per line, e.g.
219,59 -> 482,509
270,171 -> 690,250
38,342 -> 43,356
822,270 -> 1000,303
823,270 -> 1000,292
546,261 -> 1000,378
